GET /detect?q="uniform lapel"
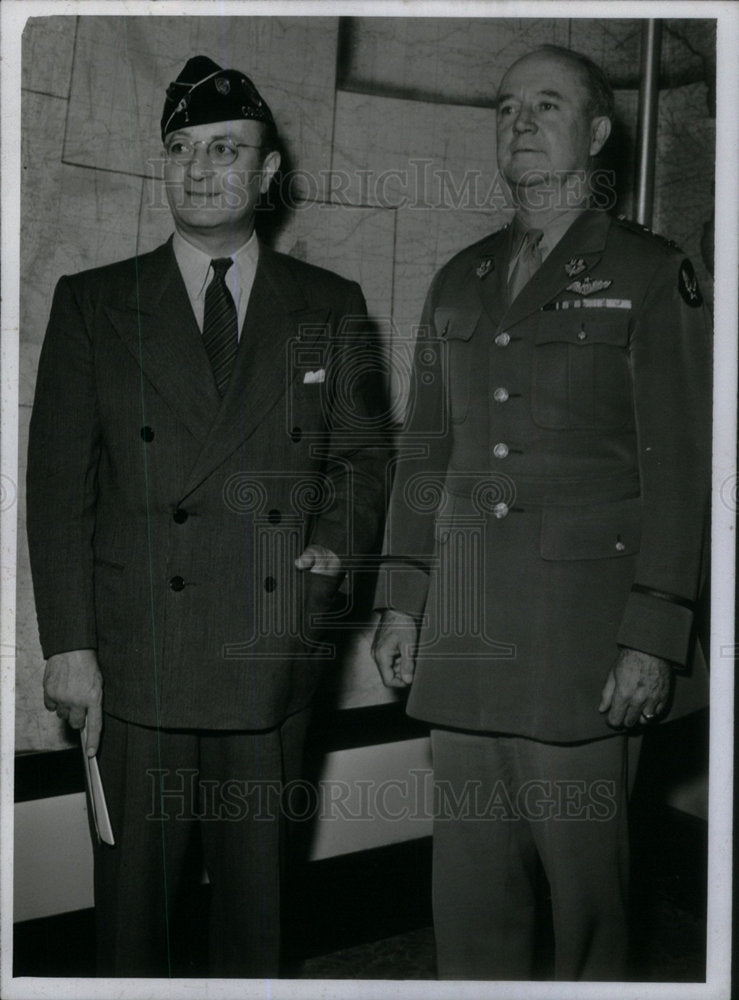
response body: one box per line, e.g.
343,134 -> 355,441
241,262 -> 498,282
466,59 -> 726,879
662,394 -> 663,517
104,238 -> 221,442
501,209 -> 612,330
472,226 -> 513,331
180,245 -> 329,497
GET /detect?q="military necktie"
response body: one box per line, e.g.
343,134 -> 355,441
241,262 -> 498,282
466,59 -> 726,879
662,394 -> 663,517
508,228 -> 544,302
203,257 -> 238,395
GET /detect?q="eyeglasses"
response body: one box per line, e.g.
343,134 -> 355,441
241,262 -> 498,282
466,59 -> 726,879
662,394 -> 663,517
164,137 -> 262,167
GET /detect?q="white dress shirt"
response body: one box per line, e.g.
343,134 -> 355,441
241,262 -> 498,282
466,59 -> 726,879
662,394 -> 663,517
172,230 -> 260,339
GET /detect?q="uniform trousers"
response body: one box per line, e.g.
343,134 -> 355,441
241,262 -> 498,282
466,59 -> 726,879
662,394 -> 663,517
430,727 -> 641,981
94,708 -> 310,978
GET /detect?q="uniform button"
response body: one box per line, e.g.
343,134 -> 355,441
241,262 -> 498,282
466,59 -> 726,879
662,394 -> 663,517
290,426 -> 302,443
173,508 -> 188,524
493,502 -> 509,519
494,332 -> 511,347
493,387 -> 509,403
493,442 -> 509,459
615,541 -> 626,552
169,576 -> 185,591
268,508 -> 282,524
141,426 -> 154,442
264,576 -> 277,592
577,330 -> 588,341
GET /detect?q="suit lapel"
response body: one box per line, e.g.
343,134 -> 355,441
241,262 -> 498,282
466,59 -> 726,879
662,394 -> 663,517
181,246 -> 329,497
501,210 -> 612,329
104,238 -> 221,442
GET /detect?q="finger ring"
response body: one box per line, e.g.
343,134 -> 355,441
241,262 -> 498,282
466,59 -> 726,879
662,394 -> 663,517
641,712 -> 656,721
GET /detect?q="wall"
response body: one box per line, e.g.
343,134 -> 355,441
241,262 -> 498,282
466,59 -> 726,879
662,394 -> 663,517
17,14 -> 716,755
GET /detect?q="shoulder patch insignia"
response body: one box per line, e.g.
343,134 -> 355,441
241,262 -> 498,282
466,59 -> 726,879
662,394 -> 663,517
678,259 -> 703,308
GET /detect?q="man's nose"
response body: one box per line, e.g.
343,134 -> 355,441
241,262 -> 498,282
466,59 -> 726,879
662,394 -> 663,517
186,144 -> 211,177
513,106 -> 537,133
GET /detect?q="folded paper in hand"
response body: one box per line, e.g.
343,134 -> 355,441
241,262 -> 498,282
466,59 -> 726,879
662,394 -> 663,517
303,369 -> 325,384
81,728 -> 115,845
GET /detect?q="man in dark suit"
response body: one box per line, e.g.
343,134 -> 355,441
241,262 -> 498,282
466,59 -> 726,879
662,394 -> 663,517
373,45 -> 711,980
27,56 -> 387,977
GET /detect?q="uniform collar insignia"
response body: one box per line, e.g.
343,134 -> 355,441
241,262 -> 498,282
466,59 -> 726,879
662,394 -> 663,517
566,276 -> 613,296
476,257 -> 495,279
564,257 -> 587,277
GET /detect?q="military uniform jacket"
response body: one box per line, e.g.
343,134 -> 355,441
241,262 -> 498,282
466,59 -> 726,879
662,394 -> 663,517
379,209 -> 711,742
27,238 -> 388,730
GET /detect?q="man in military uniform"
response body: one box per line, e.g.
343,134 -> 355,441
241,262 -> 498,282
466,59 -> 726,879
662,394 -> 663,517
373,45 -> 711,980
27,56 -> 387,977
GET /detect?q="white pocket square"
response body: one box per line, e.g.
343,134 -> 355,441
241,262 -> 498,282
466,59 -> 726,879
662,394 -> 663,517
303,369 -> 325,384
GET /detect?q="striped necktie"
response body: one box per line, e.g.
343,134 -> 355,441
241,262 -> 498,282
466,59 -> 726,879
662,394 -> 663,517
508,228 -> 544,303
203,257 -> 238,395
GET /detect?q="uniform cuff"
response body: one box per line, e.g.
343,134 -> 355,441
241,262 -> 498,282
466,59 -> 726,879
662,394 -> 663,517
373,563 -> 430,619
616,590 -> 694,666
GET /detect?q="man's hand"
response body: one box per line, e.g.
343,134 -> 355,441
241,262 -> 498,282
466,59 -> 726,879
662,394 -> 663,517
295,544 -> 342,577
43,649 -> 103,756
598,647 -> 672,729
372,609 -> 418,688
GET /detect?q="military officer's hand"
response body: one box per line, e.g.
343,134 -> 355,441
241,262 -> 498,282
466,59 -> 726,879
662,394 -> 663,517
598,647 -> 672,729
295,544 -> 342,577
372,610 -> 418,688
43,648 -> 103,757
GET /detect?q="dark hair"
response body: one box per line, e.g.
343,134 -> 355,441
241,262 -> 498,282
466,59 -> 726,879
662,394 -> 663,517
259,118 -> 280,158
534,45 -> 615,121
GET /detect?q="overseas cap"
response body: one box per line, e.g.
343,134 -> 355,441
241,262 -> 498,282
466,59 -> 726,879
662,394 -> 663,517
161,55 -> 275,140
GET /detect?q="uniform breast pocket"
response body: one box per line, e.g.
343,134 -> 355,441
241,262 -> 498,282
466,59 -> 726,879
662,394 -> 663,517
531,312 -> 633,430
437,307 -> 478,425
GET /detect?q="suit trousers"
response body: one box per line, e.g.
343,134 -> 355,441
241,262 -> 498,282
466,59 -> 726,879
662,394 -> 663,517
94,708 -> 310,978
430,727 -> 641,981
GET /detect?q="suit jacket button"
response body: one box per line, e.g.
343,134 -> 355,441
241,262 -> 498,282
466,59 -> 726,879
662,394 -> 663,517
493,443 -> 509,459
493,387 -> 509,403
141,426 -> 154,442
268,508 -> 282,524
264,576 -> 277,592
173,509 -> 188,524
493,502 -> 509,519
169,576 -> 185,591
290,426 -> 302,443
494,332 -> 511,347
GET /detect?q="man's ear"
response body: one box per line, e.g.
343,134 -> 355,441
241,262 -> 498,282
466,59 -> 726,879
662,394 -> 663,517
260,150 -> 281,193
589,116 -> 612,157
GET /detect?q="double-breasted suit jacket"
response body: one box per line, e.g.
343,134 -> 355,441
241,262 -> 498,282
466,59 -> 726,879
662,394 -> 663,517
380,209 -> 711,742
28,238 -> 388,731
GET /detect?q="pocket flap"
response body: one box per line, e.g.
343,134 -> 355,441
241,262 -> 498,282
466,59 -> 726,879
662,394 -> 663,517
535,312 -> 629,347
435,306 -> 480,341
540,497 -> 642,561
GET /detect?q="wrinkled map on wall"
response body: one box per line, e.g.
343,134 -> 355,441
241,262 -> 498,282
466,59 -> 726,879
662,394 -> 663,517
17,14 -> 716,752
